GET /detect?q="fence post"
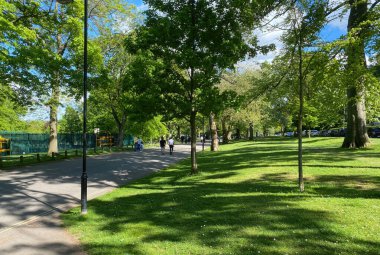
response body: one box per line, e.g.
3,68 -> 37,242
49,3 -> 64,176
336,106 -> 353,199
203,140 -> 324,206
52,152 -> 55,160
37,153 -> 40,162
65,150 -> 68,158
20,155 -> 23,163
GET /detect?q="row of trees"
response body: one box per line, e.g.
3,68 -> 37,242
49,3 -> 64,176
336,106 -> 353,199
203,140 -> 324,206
1,1 -> 380,188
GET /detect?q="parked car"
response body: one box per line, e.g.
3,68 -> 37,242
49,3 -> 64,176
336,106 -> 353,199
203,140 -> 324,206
310,130 -> 319,136
320,130 -> 330,136
285,131 -> 294,137
368,128 -> 380,138
338,128 -> 346,137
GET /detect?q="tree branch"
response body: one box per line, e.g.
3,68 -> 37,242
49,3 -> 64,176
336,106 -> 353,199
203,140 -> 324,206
369,0 -> 380,12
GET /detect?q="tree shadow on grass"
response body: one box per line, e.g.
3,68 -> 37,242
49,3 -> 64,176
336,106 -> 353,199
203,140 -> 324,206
198,144 -> 380,175
64,176 -> 380,255
258,172 -> 380,199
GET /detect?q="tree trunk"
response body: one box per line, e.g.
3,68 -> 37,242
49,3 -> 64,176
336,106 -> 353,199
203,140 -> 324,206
342,0 -> 370,148
249,122 -> 254,140
210,112 -> 219,151
177,125 -> 181,140
227,130 -> 232,141
117,124 -> 125,148
118,113 -> 127,148
298,42 -> 304,193
190,110 -> 197,174
222,118 -> 229,144
48,81 -> 60,156
236,128 -> 241,139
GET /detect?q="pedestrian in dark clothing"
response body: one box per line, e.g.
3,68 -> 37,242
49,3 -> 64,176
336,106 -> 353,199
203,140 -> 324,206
159,136 -> 166,154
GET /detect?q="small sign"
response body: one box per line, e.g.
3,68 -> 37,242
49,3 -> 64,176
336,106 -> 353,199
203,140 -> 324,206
56,0 -> 74,4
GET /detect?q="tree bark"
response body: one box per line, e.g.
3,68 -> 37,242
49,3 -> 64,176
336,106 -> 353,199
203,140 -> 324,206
249,122 -> 254,140
342,0 -> 370,148
189,0 -> 198,174
222,118 -> 229,144
177,125 -> 181,140
298,41 -> 304,193
190,109 -> 198,174
48,82 -> 59,155
210,112 -> 219,151
117,116 -> 126,148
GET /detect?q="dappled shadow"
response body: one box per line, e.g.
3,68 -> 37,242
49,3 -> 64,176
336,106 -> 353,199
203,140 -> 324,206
258,172 -> 380,199
62,140 -> 380,254
66,177 -> 380,254
0,146 -> 193,254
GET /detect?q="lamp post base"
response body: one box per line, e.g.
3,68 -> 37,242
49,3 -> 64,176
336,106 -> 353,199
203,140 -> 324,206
81,172 -> 88,214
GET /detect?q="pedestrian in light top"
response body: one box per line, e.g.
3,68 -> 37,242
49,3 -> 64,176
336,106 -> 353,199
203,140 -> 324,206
168,137 -> 174,155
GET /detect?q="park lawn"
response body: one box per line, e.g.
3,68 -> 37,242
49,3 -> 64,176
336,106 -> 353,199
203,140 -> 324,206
62,137 -> 380,255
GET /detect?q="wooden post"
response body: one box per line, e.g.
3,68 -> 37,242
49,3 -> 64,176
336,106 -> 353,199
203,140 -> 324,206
37,153 -> 40,162
20,155 -> 23,163
65,150 -> 68,158
75,150 -> 78,156
52,152 -> 55,160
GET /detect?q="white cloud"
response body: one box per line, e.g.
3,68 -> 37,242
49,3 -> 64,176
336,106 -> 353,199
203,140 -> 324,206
136,3 -> 148,12
236,3 -> 351,70
236,12 -> 285,70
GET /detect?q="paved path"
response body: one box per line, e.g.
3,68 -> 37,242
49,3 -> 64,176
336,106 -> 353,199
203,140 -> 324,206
0,145 -> 194,255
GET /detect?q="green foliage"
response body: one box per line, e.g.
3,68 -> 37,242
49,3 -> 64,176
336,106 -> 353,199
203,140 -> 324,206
59,106 -> 82,133
125,0 -> 278,118
87,98 -> 119,133
0,84 -> 26,131
23,120 -> 48,133
127,116 -> 168,141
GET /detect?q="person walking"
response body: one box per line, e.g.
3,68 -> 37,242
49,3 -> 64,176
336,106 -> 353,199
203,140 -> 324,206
159,136 -> 166,154
137,137 -> 143,151
168,137 -> 174,155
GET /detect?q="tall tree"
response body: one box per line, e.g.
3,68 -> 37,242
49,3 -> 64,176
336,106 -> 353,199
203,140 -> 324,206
283,1 -> 327,192
341,0 -> 379,148
127,0 -> 278,174
4,1 -> 97,155
91,34 -> 133,147
83,1 -> 135,147
312,0 -> 380,147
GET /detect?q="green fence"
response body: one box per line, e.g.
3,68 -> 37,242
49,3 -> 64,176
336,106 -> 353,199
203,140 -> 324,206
0,132 -> 134,156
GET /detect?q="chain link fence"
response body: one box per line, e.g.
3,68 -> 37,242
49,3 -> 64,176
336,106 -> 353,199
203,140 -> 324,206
0,132 -> 134,155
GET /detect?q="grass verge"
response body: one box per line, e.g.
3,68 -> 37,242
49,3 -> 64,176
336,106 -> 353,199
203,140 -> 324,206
62,137 -> 380,255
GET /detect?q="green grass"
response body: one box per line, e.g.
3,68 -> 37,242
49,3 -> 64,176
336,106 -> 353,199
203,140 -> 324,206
62,137 -> 380,255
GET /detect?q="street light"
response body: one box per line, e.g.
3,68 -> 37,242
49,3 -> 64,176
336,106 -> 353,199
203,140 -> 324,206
202,116 -> 205,151
57,0 -> 88,214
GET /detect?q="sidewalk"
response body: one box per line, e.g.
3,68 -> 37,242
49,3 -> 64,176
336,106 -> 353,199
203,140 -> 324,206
0,145 -> 193,255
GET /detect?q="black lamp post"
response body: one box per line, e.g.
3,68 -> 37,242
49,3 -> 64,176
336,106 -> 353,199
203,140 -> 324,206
82,0 -> 88,215
202,116 -> 205,151
57,0 -> 88,214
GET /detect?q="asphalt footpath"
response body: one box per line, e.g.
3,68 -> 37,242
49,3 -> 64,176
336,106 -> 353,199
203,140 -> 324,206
0,144 -> 196,255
